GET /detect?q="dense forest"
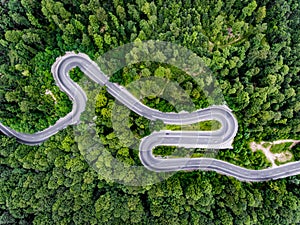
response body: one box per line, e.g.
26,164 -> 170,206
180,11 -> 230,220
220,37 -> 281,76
0,0 -> 300,224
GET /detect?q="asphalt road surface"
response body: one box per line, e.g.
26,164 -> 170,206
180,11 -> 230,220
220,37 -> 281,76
0,52 -> 298,182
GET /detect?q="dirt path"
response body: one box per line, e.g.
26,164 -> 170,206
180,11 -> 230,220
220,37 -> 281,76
250,140 -> 300,167
45,89 -> 57,104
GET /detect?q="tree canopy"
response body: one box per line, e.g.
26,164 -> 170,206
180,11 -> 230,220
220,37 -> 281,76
0,0 -> 300,224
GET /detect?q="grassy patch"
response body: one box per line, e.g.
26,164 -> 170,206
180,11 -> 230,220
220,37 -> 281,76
270,142 -> 293,154
275,156 -> 294,166
153,146 -> 178,157
165,120 -> 221,131
262,142 -> 271,148
153,146 -> 213,158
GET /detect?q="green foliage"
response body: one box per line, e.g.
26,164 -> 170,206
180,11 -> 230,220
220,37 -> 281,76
262,142 -> 271,148
165,120 -> 221,131
0,0 -> 300,224
270,142 -> 293,153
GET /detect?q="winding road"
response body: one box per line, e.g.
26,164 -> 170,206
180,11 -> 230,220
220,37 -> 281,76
0,52 -> 299,182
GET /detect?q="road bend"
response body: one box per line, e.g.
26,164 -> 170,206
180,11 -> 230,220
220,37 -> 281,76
0,52 -> 298,182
